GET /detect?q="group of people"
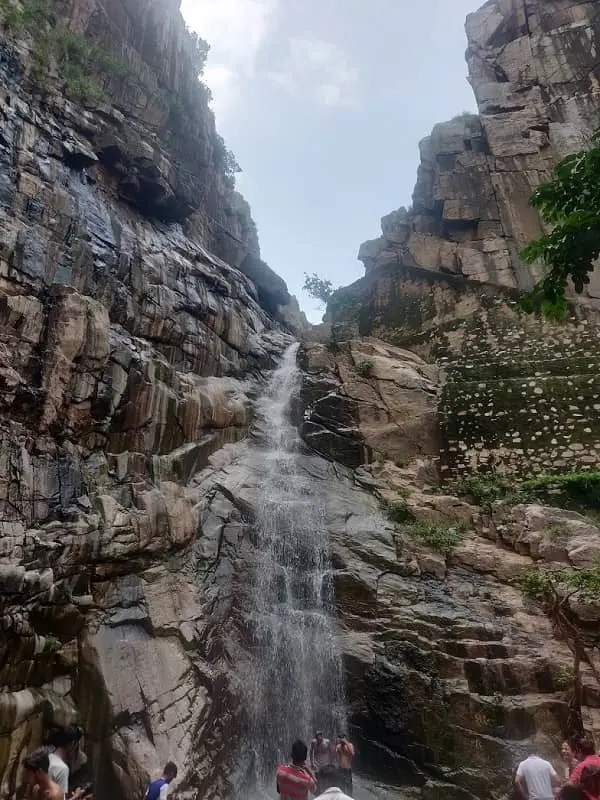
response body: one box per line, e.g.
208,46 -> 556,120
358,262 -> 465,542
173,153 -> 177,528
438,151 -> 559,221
276,731 -> 355,800
17,727 -> 178,800
18,726 -> 91,800
515,734 -> 600,800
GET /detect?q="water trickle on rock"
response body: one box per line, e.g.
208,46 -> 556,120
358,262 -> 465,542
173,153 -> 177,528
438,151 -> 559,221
243,342 -> 346,795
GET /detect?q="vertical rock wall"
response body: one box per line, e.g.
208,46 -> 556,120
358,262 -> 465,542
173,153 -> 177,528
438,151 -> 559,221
0,0 -> 294,796
359,0 -> 600,304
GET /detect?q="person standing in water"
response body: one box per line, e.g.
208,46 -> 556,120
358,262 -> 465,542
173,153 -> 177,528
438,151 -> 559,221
335,735 -> 355,797
277,741 -> 316,800
310,731 -> 332,793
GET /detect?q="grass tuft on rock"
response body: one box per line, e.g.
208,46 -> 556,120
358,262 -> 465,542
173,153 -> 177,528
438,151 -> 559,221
450,471 -> 600,514
384,498 -> 414,524
404,519 -> 468,556
355,358 -> 375,378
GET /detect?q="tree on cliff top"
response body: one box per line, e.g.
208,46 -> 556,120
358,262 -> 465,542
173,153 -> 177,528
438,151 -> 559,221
303,273 -> 335,305
188,30 -> 210,76
521,131 -> 600,319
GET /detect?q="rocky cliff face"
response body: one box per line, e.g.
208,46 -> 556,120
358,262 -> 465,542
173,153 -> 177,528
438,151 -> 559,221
337,0 -> 600,479
300,339 -> 600,800
314,1 -> 600,796
3,1 -> 600,799
0,0 -> 298,796
359,0 -> 600,303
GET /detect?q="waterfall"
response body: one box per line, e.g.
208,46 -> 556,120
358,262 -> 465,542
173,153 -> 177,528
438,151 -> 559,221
242,342 -> 346,795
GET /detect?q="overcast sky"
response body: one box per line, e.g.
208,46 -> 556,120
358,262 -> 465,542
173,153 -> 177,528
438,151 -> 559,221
180,0 -> 482,322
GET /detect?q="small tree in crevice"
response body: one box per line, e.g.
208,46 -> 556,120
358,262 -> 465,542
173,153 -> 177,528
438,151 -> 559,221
355,359 -> 374,378
515,563 -> 600,736
214,133 -> 241,189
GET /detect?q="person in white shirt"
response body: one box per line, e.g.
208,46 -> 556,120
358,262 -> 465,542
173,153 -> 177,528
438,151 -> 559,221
48,726 -> 83,797
313,765 -> 353,800
516,753 -> 562,800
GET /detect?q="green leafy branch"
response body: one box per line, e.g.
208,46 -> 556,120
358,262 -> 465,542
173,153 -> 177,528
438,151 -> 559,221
520,133 -> 600,319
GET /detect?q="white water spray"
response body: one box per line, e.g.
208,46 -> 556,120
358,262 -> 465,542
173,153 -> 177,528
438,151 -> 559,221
242,343 -> 346,795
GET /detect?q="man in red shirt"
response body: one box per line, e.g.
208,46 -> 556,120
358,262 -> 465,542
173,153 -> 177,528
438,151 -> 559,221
572,735 -> 600,798
277,741 -> 317,800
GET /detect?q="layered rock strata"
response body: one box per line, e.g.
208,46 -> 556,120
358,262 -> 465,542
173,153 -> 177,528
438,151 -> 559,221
359,0 -> 600,304
0,0 -> 296,794
300,338 -> 600,800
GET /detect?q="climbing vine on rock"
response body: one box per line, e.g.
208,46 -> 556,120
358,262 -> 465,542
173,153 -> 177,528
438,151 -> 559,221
521,132 -> 600,319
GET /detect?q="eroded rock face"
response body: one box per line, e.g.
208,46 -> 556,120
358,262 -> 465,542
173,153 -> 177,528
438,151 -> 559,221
299,338 -> 600,800
0,0 -> 298,793
358,0 -> 600,304
299,338 -> 440,470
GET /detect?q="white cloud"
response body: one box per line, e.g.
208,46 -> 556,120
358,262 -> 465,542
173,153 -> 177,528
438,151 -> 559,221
181,0 -> 278,117
269,36 -> 359,109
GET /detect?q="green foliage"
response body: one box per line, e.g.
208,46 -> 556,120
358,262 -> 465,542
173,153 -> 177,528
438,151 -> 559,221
384,499 -> 414,524
303,273 -> 335,305
521,472 -> 600,511
214,133 -> 241,188
0,0 -> 51,31
42,635 -> 62,654
404,519 -> 467,556
515,563 -> 600,604
520,133 -> 600,318
355,358 -> 374,378
0,0 -> 140,103
450,475 -> 524,506
187,29 -> 210,75
451,471 -> 600,513
554,665 -> 574,691
514,565 -> 559,603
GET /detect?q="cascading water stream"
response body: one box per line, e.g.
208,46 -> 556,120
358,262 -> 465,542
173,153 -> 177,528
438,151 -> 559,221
242,342 -> 346,796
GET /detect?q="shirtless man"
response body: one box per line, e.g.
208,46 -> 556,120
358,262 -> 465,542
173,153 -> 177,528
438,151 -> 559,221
22,750 -> 63,800
310,731 -> 332,793
336,735 -> 355,797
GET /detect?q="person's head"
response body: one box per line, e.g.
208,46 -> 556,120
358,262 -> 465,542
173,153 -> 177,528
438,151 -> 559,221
575,734 -> 596,759
338,733 -> 348,744
562,740 -> 576,761
163,763 -> 178,784
291,740 -> 308,766
23,750 -> 50,787
317,766 -> 340,792
50,726 -> 82,758
557,786 -> 588,800
315,731 -> 323,744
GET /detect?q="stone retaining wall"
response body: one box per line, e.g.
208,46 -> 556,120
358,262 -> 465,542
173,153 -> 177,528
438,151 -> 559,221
330,264 -> 600,478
